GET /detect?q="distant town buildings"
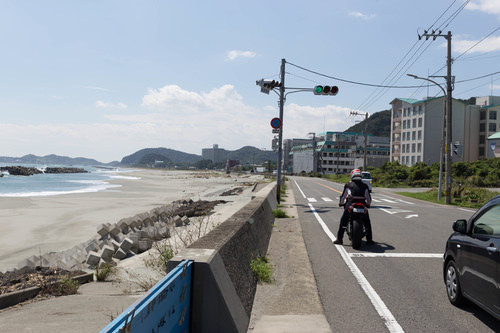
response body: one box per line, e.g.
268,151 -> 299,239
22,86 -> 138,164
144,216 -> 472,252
290,132 -> 390,174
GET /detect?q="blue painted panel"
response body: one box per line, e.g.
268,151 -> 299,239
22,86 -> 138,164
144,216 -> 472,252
100,260 -> 192,333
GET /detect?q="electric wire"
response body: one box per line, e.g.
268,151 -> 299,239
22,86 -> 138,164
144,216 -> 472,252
355,0 -> 465,112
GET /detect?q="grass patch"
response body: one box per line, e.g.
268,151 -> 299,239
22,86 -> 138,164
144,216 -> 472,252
250,256 -> 274,283
95,262 -> 116,282
273,208 -> 290,218
397,188 -> 499,209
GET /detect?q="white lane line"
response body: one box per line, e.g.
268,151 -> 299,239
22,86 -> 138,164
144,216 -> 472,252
351,253 -> 442,258
381,199 -> 397,203
308,198 -> 317,202
293,178 -> 307,198
307,202 -> 404,333
322,197 -> 333,202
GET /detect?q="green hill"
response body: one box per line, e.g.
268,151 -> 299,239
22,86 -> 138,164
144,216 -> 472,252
345,110 -> 391,137
120,148 -> 202,165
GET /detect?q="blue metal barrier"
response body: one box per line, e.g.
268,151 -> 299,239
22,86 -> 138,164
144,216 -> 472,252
100,260 -> 192,333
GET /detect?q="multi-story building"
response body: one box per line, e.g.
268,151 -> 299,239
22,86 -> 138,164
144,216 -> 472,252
290,131 -> 390,174
283,138 -> 311,172
201,144 -> 226,163
390,96 -> 480,166
478,96 -> 500,158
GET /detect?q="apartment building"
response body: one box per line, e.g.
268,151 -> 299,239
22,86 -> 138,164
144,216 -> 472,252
478,96 -> 500,158
390,96 -> 481,166
290,131 -> 390,174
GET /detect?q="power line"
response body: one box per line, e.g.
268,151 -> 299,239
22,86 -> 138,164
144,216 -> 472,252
285,61 -> 427,89
454,25 -> 500,61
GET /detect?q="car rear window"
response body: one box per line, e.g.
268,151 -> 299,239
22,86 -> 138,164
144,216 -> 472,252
362,173 -> 371,179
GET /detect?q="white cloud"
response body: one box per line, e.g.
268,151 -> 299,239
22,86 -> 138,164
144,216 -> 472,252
467,0 -> 500,16
453,35 -> 500,54
226,50 -> 256,61
95,100 -> 128,108
84,86 -> 111,92
349,11 -> 376,20
0,84 -> 351,163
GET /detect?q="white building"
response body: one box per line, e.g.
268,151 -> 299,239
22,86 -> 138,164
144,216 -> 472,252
390,97 -> 480,166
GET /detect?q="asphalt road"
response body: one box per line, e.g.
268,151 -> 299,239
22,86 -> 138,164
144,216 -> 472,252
290,176 -> 500,333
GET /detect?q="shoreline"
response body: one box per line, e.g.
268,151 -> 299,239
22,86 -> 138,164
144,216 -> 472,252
0,169 -> 267,273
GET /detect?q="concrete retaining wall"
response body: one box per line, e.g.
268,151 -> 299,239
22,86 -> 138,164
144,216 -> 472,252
167,181 -> 277,333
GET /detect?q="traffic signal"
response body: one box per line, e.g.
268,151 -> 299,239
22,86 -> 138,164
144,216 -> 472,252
256,79 -> 281,94
313,85 -> 339,96
453,142 -> 462,156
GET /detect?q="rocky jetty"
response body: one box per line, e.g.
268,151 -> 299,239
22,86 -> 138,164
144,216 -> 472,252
45,167 -> 88,174
0,166 -> 88,176
0,166 -> 42,176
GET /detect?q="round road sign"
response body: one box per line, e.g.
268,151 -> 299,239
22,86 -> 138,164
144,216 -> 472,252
270,117 -> 282,129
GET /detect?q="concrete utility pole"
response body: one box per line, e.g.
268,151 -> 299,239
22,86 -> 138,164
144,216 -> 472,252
277,59 -> 285,203
350,111 -> 369,170
418,30 -> 453,204
308,132 -> 316,176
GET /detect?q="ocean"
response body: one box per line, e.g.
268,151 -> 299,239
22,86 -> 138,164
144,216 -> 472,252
0,163 -> 139,197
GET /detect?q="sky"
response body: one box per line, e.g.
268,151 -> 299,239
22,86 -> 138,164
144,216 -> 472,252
1,0 -> 500,163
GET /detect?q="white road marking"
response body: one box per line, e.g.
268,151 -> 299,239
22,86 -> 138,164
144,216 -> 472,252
322,197 -> 333,202
308,198 -> 317,202
381,199 -> 397,203
405,214 -> 418,219
307,202 -> 404,333
350,253 -> 442,258
378,208 -> 412,215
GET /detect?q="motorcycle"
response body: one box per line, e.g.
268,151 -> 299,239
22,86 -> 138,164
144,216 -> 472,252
343,197 -> 368,249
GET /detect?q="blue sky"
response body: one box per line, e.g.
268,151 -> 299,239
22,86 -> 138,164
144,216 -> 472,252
1,0 -> 499,163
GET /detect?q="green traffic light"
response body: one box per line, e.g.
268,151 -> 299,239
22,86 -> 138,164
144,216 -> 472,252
315,86 -> 323,94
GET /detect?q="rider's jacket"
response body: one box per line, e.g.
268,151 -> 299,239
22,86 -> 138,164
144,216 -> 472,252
339,180 -> 372,207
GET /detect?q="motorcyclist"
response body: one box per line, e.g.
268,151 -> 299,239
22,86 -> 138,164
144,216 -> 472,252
333,169 -> 374,246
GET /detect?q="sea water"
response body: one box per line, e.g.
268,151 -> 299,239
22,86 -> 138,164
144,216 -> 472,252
0,163 -> 139,197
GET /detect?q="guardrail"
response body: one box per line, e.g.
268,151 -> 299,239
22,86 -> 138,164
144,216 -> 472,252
100,260 -> 192,333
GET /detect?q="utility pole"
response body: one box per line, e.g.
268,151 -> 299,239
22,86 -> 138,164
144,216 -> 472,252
419,30 -> 453,204
350,111 -> 369,170
277,59 -> 285,203
308,132 -> 316,176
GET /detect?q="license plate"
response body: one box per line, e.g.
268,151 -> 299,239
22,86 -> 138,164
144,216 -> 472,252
352,208 -> 365,213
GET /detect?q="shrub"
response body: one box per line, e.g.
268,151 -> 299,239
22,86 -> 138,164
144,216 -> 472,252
250,256 -> 273,283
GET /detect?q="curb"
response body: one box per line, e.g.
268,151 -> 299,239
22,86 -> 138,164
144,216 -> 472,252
0,272 -> 94,310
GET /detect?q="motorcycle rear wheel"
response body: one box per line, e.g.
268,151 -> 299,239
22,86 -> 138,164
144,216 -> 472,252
351,218 -> 363,249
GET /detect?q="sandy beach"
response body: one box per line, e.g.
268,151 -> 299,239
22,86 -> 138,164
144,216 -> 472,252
0,169 -> 267,273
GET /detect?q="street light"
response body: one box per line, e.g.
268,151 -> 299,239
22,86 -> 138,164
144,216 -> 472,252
407,74 -> 446,202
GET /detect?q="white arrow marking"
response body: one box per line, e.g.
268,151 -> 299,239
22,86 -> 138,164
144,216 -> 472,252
405,214 -> 418,219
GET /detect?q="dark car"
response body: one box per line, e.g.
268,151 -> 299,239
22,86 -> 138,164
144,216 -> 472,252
443,195 -> 500,320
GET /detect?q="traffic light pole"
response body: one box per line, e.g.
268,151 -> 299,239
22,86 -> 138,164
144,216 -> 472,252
276,58 -> 285,203
257,59 -> 339,203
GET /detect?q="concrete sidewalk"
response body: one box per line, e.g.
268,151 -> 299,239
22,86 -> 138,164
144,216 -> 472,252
247,184 -> 331,332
